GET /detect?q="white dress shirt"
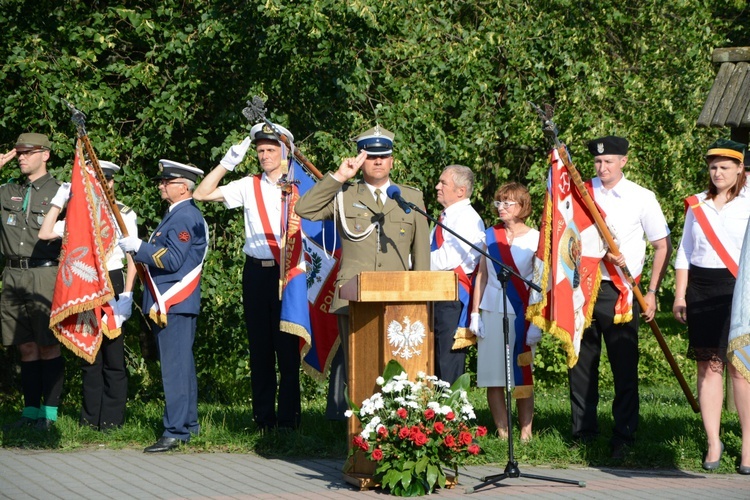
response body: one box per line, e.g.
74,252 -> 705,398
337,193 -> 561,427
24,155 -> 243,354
430,198 -> 485,274
219,173 -> 282,260
675,187 -> 750,270
592,176 -> 670,280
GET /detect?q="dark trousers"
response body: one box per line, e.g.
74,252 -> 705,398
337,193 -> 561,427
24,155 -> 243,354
434,300 -> 465,385
80,270 -> 127,430
568,281 -> 640,445
153,313 -> 199,440
326,314 -> 350,420
243,258 -> 301,429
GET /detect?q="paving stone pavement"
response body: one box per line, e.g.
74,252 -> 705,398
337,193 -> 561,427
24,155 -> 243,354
0,447 -> 748,499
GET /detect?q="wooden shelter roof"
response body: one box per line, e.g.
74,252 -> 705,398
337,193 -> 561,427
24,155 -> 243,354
697,47 -> 750,128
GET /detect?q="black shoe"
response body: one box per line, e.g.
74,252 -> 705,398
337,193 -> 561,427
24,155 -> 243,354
611,442 -> 630,460
702,442 -> 724,471
34,418 -> 55,431
143,437 -> 184,453
3,416 -> 35,431
738,464 -> 750,475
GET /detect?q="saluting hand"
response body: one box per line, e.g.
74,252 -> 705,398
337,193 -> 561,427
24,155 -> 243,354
0,149 -> 17,169
332,151 -> 367,183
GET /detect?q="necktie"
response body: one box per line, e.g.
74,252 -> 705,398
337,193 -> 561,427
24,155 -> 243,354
433,212 -> 445,248
374,189 -> 383,210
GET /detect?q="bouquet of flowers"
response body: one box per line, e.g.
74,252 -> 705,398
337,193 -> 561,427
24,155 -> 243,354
346,360 -> 487,496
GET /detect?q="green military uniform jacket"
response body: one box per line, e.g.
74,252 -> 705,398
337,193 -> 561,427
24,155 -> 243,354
0,173 -> 62,260
295,173 -> 430,313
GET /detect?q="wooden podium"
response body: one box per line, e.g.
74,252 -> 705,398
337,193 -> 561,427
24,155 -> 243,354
338,271 -> 457,488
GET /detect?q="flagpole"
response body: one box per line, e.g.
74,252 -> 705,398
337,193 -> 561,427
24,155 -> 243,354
63,100 -> 147,284
531,103 -> 699,414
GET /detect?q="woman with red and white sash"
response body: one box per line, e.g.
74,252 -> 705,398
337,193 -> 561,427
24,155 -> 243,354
470,183 -> 540,442
673,138 -> 750,473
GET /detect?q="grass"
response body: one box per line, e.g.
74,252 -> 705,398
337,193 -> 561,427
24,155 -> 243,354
1,310 -> 744,474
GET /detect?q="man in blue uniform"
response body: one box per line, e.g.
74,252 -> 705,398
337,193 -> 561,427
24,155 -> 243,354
119,160 -> 208,453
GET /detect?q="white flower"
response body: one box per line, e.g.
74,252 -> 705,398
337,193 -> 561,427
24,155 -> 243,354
440,405 -> 452,415
344,410 -> 353,418
376,376 -> 385,385
417,371 -> 426,379
461,404 -> 476,419
406,401 -> 419,409
427,401 -> 441,412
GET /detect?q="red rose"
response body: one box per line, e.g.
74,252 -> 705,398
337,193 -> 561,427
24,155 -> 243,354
446,411 -> 455,421
444,435 -> 456,447
413,431 -> 428,446
433,421 -> 445,434
475,426 -> 488,437
377,426 -> 388,437
424,408 -> 436,420
371,448 -> 384,461
397,408 -> 408,419
353,435 -> 369,451
399,426 -> 410,439
467,444 -> 480,455
459,431 -> 473,446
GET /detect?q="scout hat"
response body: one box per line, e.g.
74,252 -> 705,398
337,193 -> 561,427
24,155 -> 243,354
250,122 -> 294,145
355,125 -> 394,156
705,138 -> 746,163
15,133 -> 51,152
99,161 -> 120,179
587,135 -> 629,156
155,160 -> 204,182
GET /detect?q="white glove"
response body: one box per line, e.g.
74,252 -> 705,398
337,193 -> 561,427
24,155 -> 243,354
219,136 -> 252,171
50,182 -> 72,208
469,312 -> 485,339
118,235 -> 142,253
114,292 -> 133,327
526,324 -> 542,347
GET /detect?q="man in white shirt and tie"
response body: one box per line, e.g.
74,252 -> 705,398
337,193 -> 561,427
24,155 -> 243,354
431,165 -> 485,384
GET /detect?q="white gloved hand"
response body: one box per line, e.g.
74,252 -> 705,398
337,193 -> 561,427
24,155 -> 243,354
526,324 -> 542,347
219,136 -> 252,171
50,182 -> 72,208
114,292 -> 133,327
118,235 -> 142,253
469,312 -> 485,339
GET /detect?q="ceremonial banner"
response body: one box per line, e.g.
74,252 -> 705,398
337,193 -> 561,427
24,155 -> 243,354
280,158 -> 341,380
728,218 -> 750,383
526,148 -> 604,367
49,140 -> 118,363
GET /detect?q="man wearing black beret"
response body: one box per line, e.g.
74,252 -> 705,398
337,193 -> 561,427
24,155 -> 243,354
569,135 -> 672,459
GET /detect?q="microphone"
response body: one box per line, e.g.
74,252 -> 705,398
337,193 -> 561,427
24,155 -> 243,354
386,185 -> 411,214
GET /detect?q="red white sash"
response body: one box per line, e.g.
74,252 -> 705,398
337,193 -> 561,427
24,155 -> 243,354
253,174 -> 281,264
685,194 -> 739,277
145,258 -> 205,327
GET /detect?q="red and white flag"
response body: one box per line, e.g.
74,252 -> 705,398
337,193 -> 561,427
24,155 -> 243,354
526,148 -> 605,367
49,140 -> 118,363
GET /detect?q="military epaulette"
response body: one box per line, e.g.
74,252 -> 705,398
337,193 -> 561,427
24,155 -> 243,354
399,184 -> 423,194
116,201 -> 132,214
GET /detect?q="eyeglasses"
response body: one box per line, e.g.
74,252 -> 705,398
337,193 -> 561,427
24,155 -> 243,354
16,149 -> 45,157
159,179 -> 185,187
493,200 -> 518,209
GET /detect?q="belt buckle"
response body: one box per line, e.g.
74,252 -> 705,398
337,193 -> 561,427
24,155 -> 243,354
261,260 -> 275,268
19,259 -> 29,270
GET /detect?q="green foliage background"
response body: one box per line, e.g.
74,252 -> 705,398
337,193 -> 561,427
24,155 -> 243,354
0,0 -> 748,404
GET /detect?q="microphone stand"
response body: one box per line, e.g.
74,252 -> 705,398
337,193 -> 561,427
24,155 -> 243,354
390,195 -> 586,492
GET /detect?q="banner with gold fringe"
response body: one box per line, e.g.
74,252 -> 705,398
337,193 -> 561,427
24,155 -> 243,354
526,148 -> 604,367
49,140 -> 118,363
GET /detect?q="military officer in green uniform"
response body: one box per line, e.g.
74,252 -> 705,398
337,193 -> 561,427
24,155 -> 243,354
0,133 -> 65,430
295,125 -> 430,417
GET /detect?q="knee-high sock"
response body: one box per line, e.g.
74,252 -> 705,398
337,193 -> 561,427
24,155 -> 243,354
41,356 -> 65,409
20,360 -> 43,412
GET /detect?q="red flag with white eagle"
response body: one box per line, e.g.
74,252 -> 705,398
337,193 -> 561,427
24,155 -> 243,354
49,140 -> 119,363
526,148 -> 605,367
